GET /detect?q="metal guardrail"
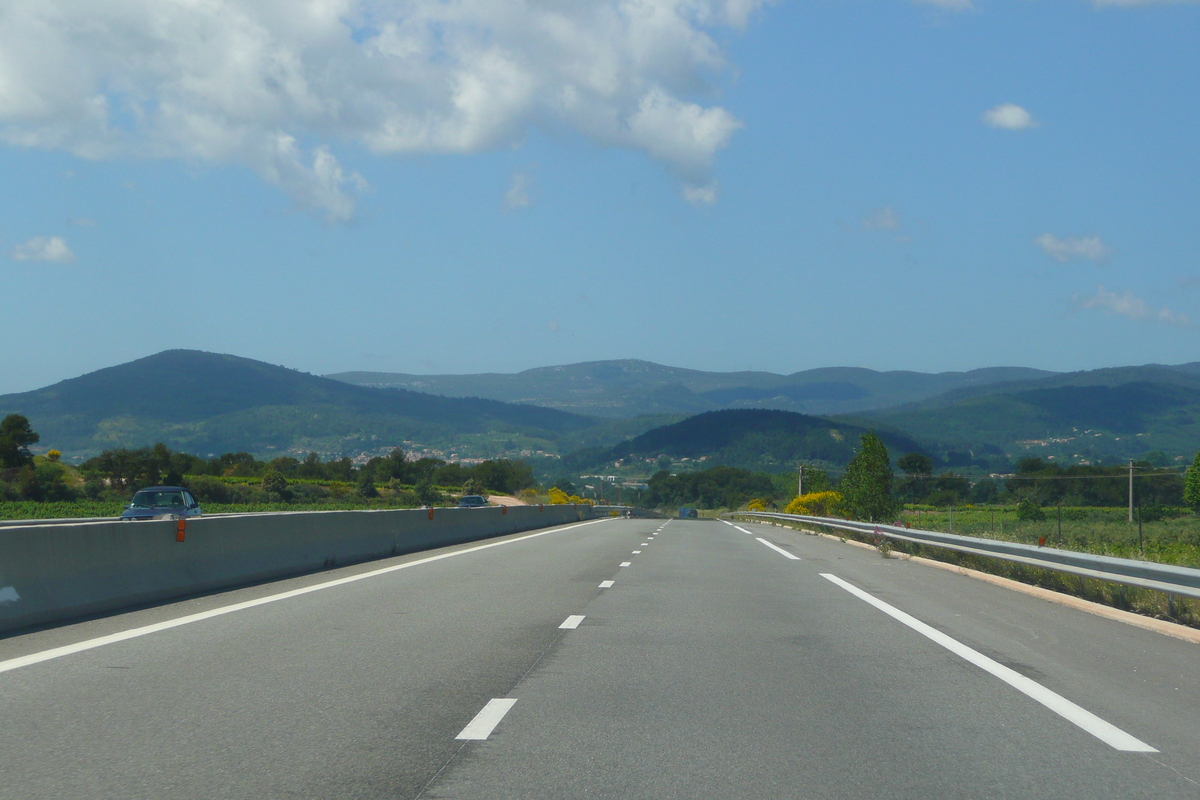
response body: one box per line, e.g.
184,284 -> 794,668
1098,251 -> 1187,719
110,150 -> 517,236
731,512 -> 1200,601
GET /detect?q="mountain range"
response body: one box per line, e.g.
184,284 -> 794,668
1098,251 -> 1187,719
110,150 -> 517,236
329,361 -> 1054,418
3,351 -> 1196,473
0,351 -> 601,460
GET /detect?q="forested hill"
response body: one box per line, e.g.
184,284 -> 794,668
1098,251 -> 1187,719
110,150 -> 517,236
861,377 -> 1200,468
0,350 -> 597,459
564,408 -> 929,474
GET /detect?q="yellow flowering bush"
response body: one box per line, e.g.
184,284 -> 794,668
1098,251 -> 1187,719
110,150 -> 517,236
784,491 -> 843,517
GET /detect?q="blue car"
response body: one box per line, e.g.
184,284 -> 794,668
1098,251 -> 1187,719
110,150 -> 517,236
120,486 -> 203,521
457,495 -> 489,508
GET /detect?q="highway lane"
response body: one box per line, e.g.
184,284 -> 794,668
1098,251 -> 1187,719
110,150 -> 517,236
0,517 -> 640,799
2,516 -> 1198,798
426,519 -> 1200,799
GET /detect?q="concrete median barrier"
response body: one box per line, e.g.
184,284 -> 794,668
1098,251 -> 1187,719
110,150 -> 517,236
0,504 -> 591,635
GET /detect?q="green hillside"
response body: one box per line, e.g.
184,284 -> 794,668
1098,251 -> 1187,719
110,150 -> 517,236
563,408 -> 930,475
0,350 -> 602,460
862,375 -> 1200,468
329,360 -> 1054,418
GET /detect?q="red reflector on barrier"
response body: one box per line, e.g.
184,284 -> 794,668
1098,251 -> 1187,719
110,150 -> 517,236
176,519 -> 186,542
502,505 -> 507,515
428,508 -> 435,520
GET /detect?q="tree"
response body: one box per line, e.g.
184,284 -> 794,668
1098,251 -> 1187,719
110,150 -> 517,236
839,431 -> 897,522
297,452 -> 325,479
896,452 -> 933,503
1184,451 -> 1200,511
356,472 -> 378,498
261,469 -> 288,496
897,453 -> 932,476
0,414 -> 39,469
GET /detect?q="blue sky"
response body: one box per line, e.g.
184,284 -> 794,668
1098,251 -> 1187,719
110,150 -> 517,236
2,0 -> 1198,395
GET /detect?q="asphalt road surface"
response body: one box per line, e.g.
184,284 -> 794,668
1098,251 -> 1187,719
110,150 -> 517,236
2,517 -> 1198,799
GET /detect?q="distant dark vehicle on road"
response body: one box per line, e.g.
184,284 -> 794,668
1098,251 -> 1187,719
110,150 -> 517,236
120,486 -> 202,521
679,507 -> 698,519
457,495 -> 489,508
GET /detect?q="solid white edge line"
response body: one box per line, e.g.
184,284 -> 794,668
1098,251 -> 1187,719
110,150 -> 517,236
455,698 -> 518,740
0,518 -> 614,676
559,614 -> 585,629
755,537 -> 801,560
820,572 -> 1157,753
599,580 -> 614,588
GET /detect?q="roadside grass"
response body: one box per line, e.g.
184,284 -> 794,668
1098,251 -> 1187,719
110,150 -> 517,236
744,512 -> 1200,630
900,506 -> 1200,569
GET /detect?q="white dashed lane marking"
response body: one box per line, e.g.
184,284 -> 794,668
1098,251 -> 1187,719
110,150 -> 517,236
599,580 -> 614,588
559,615 -> 585,630
456,699 -> 518,741
756,538 -> 800,560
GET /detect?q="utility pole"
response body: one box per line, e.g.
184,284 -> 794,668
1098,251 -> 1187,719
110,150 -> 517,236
798,464 -> 804,498
1128,460 -> 1135,523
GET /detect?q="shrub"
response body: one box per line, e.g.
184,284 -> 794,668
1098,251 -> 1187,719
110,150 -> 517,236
746,498 -> 766,512
261,469 -> 288,496
548,487 -> 570,505
390,489 -> 420,507
1016,498 -> 1046,521
1139,504 -> 1187,523
416,480 -> 441,506
785,491 -> 843,517
356,473 -> 378,498
186,475 -> 235,504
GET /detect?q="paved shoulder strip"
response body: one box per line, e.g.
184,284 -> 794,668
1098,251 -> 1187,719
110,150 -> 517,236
821,573 -> 1156,753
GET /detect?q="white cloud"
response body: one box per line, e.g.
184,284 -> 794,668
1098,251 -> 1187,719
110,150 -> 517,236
1035,233 -> 1111,263
504,172 -> 532,210
862,207 -> 901,231
0,0 -> 762,219
983,103 -> 1038,131
10,235 -> 75,263
1076,286 -> 1191,328
682,181 -> 718,205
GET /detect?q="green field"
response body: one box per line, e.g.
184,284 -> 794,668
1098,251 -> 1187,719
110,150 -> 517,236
898,506 -> 1200,569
